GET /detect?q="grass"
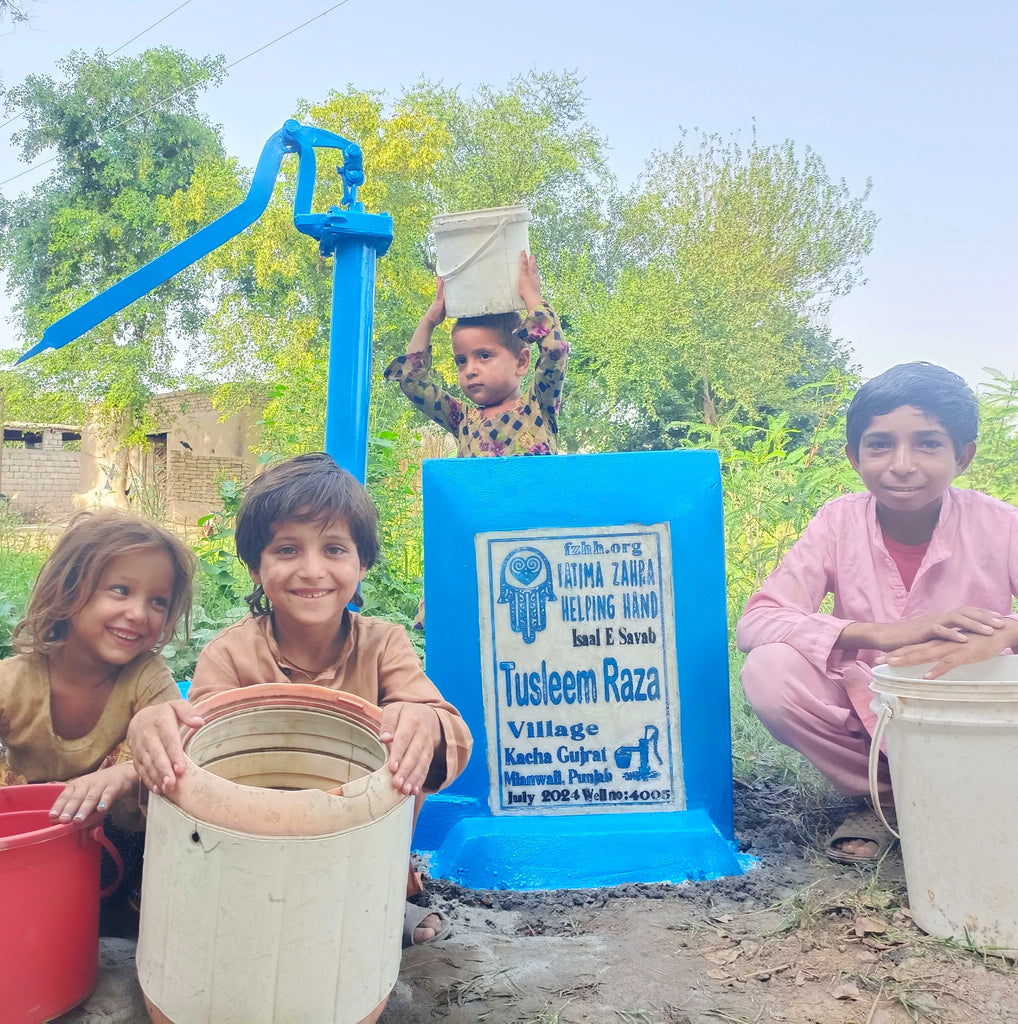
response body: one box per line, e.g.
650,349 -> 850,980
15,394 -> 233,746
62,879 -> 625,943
771,870 -> 902,935
0,549 -> 48,590
0,548 -> 48,657
522,1012 -> 571,1024
443,966 -> 525,1010
767,859 -> 1018,1024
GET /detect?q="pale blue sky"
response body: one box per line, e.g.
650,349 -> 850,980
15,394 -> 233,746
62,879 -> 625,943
2,0 -> 1016,387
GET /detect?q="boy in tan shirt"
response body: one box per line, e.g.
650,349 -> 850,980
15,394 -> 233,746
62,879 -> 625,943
129,453 -> 471,944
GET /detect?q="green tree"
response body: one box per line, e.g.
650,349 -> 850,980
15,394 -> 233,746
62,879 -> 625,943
0,47 -> 234,453
964,371 -> 1018,505
567,129 -> 875,447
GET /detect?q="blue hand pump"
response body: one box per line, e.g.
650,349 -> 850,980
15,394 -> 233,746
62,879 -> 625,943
17,120 -> 393,482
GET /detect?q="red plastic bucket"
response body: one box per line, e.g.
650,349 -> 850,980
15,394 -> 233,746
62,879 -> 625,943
0,783 -> 112,1022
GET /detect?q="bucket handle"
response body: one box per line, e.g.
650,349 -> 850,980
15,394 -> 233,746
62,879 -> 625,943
867,703 -> 900,839
90,825 -> 125,899
435,217 -> 513,281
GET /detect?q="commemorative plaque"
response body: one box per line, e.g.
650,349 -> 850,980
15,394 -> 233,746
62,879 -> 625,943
477,524 -> 684,815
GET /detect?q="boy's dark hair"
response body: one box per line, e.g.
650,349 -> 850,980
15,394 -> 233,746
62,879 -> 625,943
235,453 -> 379,615
13,510 -> 195,656
846,362 -> 978,458
452,312 -> 526,356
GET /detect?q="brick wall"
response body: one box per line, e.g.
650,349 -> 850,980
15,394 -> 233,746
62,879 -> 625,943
167,449 -> 246,511
3,428 -> 80,516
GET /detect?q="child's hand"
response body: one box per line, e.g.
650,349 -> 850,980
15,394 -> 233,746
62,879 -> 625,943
877,619 -> 1018,679
379,702 -> 444,796
127,699 -> 204,795
405,279 -> 446,358
879,605 -> 1006,650
424,278 -> 446,328
517,251 -> 543,311
49,762 -> 137,823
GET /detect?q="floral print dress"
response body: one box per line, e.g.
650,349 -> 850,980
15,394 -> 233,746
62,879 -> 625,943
384,302 -> 568,456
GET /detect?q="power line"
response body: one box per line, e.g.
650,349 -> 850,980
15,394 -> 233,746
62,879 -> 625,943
0,0 -> 354,191
0,0 -> 197,133
224,0 -> 352,72
109,0 -> 197,57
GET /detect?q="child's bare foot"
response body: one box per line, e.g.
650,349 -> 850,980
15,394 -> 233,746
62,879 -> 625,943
831,836 -> 880,859
826,806 -> 897,864
403,903 -> 451,946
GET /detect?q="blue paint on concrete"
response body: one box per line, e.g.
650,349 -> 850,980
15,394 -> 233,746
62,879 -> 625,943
415,450 -> 742,889
429,809 -> 743,890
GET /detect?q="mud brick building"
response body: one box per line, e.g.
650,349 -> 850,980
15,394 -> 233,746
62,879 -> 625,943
1,423 -> 82,517
2,392 -> 262,525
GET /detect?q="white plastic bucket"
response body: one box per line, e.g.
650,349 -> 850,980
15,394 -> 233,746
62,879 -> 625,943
870,656 -> 1018,951
432,205 -> 530,317
137,686 -> 413,1024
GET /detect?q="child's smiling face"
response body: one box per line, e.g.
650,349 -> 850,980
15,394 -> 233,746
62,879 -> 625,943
65,549 -> 174,671
847,405 -> 975,515
451,326 -> 530,411
250,517 -> 366,634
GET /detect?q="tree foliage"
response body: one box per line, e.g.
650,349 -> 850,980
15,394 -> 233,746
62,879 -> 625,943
0,48 -> 231,429
0,50 -> 879,493
0,0 -> 34,26
564,130 -> 875,448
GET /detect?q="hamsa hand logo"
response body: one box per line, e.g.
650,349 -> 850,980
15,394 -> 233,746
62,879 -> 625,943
498,547 -> 556,644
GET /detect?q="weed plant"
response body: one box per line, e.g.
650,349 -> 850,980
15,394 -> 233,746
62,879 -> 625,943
363,430 -> 425,631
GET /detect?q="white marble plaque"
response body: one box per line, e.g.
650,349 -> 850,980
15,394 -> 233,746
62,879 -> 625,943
476,524 -> 684,815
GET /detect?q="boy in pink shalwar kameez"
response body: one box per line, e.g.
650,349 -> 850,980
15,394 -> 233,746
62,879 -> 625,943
737,363 -> 1018,862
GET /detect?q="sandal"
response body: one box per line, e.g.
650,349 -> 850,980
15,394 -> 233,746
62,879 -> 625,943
826,807 -> 898,864
402,901 -> 452,947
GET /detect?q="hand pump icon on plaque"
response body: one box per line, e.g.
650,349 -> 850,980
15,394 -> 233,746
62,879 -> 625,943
614,725 -> 663,782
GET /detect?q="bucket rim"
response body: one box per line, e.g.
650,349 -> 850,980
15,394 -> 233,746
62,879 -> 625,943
431,204 -> 531,230
0,780 -> 66,809
168,683 -> 408,835
0,783 -> 106,850
871,655 -> 1018,701
189,682 -> 382,730
0,808 -> 83,851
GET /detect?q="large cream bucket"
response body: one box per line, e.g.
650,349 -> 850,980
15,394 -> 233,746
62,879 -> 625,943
870,656 -> 1018,951
432,205 -> 531,317
137,685 -> 413,1024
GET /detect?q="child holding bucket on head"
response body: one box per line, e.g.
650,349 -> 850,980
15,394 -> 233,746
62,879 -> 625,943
737,363 -> 1018,864
128,453 -> 472,947
385,250 -> 568,627
384,251 -> 569,457
0,510 -> 195,918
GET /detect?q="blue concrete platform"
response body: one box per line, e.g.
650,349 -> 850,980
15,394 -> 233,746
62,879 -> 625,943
415,451 -> 744,890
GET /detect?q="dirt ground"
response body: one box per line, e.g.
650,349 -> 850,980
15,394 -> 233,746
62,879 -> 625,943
67,781 -> 1016,1024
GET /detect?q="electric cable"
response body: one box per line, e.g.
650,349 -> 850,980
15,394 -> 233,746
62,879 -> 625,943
0,0 -> 354,191
109,0 -> 198,56
0,0 -> 197,132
